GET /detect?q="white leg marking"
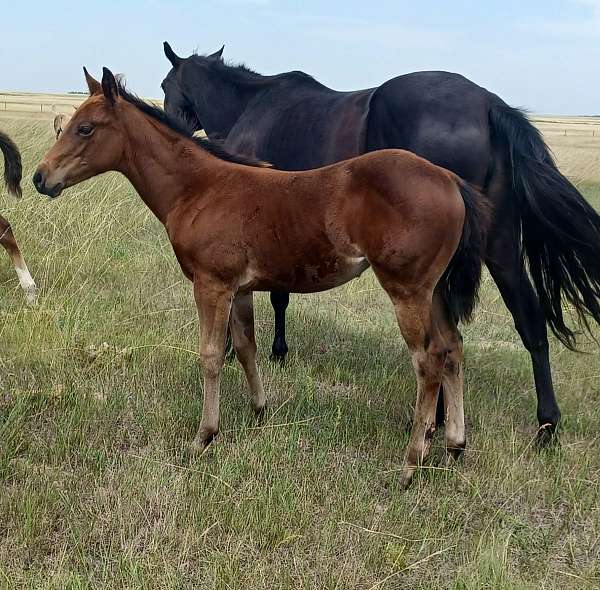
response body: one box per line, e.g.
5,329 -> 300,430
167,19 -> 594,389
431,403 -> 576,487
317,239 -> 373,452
15,264 -> 37,305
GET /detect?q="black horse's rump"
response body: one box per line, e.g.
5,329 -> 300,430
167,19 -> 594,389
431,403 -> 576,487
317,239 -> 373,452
0,131 -> 22,198
161,43 -> 600,431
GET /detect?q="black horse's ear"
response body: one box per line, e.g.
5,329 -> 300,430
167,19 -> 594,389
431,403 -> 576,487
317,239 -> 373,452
208,45 -> 225,61
101,67 -> 119,106
164,41 -> 182,67
83,67 -> 102,95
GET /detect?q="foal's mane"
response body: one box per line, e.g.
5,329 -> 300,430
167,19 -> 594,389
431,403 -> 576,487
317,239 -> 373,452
117,82 -> 269,168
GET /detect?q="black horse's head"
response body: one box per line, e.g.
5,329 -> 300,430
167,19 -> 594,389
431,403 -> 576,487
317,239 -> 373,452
161,42 -> 225,136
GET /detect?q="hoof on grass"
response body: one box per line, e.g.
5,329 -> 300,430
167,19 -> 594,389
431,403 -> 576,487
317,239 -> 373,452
189,430 -> 217,455
535,423 -> 559,449
399,466 -> 415,490
445,440 -> 466,462
269,352 -> 287,365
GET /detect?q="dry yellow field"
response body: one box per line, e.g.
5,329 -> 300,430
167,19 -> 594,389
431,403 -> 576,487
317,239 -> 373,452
0,91 -> 161,120
534,116 -> 600,182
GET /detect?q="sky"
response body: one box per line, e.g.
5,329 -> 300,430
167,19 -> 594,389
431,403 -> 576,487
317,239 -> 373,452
2,0 -> 600,115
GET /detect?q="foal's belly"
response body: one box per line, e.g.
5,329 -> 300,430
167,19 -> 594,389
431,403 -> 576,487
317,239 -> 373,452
239,255 -> 371,294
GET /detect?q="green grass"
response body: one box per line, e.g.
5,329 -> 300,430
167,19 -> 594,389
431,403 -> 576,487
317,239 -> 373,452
1,117 -> 599,589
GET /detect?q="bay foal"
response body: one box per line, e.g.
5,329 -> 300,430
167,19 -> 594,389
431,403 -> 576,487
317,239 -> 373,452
1,131 -> 37,304
34,68 -> 489,487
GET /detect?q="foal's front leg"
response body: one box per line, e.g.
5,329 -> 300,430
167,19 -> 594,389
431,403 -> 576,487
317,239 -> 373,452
190,278 -> 234,452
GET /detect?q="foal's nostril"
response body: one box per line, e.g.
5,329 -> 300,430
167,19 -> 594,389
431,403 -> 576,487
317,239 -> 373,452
32,171 -> 43,189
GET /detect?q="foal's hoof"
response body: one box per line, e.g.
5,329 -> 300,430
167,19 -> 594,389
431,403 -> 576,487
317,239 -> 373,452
189,430 -> 217,454
399,466 -> 415,490
535,423 -> 559,448
252,402 -> 267,418
445,440 -> 466,462
25,285 -> 38,306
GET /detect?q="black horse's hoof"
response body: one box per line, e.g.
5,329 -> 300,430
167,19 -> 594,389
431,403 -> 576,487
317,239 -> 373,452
535,422 -> 559,448
270,351 -> 287,364
270,343 -> 288,364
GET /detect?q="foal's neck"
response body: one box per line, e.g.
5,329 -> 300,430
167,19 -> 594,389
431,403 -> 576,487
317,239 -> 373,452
117,107 -> 221,224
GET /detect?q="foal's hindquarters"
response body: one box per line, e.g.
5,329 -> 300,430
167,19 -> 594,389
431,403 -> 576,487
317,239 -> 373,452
179,152 -> 488,488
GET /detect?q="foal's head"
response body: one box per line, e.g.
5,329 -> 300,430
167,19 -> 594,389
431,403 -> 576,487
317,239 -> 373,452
34,68 -> 126,198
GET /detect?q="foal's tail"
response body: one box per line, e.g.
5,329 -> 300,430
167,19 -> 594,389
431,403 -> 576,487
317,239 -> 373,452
440,180 -> 490,323
0,131 -> 22,198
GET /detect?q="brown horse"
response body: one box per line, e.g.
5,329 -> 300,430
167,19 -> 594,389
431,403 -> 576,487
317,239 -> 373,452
0,131 -> 37,305
33,68 -> 489,487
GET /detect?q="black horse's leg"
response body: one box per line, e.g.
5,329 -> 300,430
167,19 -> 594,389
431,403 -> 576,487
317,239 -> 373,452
270,291 -> 290,362
485,223 -> 561,442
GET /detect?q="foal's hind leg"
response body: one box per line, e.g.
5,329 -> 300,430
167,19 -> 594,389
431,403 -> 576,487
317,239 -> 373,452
230,292 -> 266,414
378,280 -> 448,489
0,216 -> 37,305
432,293 -> 466,459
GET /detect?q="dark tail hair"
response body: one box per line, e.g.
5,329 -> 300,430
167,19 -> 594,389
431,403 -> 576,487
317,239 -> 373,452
0,131 -> 22,198
490,101 -> 600,348
440,180 -> 490,323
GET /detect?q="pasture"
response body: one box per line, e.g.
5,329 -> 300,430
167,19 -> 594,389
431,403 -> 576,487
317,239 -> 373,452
1,106 -> 599,589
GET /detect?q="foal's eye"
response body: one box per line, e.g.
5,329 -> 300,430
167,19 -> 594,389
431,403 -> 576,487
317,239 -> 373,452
77,124 -> 93,136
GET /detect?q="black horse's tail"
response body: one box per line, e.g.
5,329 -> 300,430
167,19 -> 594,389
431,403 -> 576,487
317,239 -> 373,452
0,131 -> 22,198
440,180 -> 490,323
490,101 -> 600,348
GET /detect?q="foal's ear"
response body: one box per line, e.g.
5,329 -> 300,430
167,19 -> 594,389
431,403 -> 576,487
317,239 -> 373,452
207,45 -> 225,61
83,67 -> 102,95
101,67 -> 119,106
163,41 -> 182,67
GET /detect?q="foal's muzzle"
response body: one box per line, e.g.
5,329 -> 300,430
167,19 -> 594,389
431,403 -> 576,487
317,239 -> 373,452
32,169 -> 64,198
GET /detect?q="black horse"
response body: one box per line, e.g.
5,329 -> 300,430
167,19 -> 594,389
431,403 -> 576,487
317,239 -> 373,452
161,42 -> 600,439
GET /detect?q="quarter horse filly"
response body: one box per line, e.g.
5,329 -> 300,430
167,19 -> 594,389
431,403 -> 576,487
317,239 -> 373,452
34,68 -> 489,488
0,131 -> 37,304
161,43 -> 600,440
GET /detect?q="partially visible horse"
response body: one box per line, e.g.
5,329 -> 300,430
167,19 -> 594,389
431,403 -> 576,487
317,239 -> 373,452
0,131 -> 36,304
33,68 -> 490,488
52,104 -> 79,139
160,43 -> 600,440
53,113 -> 70,139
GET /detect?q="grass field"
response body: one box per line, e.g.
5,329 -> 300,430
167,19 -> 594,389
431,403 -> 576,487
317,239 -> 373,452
1,109 -> 599,589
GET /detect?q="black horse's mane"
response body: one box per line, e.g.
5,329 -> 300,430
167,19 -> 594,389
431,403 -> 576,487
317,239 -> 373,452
116,82 -> 268,167
190,53 -> 322,89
